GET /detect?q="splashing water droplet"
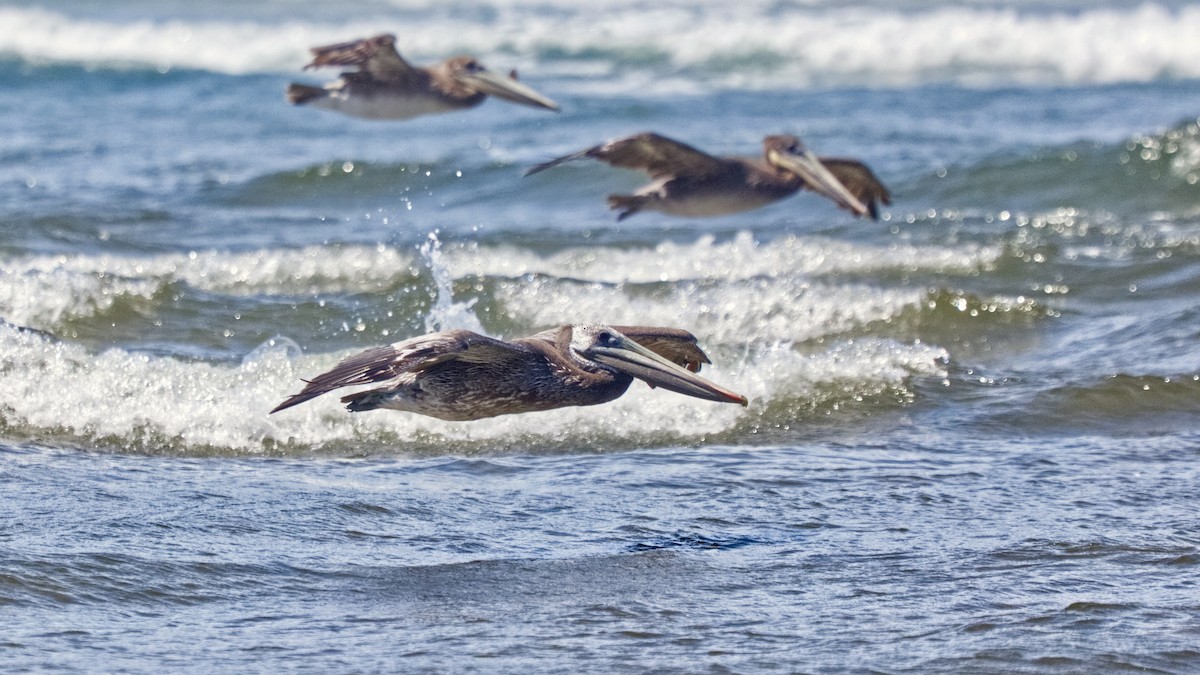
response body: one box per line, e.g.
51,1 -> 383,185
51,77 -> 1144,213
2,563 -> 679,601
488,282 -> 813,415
420,232 -> 485,335
241,335 -> 303,369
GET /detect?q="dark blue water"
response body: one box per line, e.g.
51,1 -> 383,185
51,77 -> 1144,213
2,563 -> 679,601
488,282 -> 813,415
1,1 -> 1199,671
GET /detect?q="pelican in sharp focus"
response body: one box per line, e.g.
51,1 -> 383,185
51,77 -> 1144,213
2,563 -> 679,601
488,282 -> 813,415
286,33 -> 560,120
270,324 -> 748,420
526,132 -> 890,220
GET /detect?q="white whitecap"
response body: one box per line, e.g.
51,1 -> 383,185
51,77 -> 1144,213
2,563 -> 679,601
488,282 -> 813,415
2,4 -> 1199,87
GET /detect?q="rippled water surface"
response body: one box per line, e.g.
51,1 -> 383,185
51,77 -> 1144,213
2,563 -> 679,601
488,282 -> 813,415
1,0 -> 1199,672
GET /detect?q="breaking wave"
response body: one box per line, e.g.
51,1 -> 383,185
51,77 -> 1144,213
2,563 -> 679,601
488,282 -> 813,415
0,232 -> 1009,455
3,3 -> 1200,89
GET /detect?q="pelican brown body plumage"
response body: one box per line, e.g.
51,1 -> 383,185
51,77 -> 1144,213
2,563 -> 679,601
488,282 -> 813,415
526,132 -> 890,220
286,33 -> 560,120
271,325 -> 747,421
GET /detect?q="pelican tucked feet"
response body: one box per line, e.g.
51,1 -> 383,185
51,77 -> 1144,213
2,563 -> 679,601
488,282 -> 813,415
271,324 -> 747,421
286,33 -> 560,120
526,132 -> 890,220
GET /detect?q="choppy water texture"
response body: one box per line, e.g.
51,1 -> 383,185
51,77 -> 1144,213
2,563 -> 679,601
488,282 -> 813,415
2,0 -> 1199,672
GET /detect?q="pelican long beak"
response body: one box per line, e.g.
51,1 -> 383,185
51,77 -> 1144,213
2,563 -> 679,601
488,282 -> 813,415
768,148 -> 868,216
459,68 -> 560,111
588,336 -> 748,406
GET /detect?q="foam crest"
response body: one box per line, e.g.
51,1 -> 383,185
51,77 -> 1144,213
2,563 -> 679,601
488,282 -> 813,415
0,235 -> 1003,341
0,322 -> 745,454
0,245 -> 418,327
489,275 -> 928,348
0,8 -> 339,74
733,337 -> 948,418
758,3 -> 1200,88
0,325 -> 281,453
0,235 -> 979,454
444,232 -> 998,285
0,264 -> 159,327
0,319 -> 945,455
4,4 -> 1199,87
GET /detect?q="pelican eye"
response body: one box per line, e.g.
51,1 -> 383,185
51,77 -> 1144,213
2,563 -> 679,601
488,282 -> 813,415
597,331 -> 617,345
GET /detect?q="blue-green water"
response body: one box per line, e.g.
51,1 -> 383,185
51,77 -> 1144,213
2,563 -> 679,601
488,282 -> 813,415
1,1 -> 1199,672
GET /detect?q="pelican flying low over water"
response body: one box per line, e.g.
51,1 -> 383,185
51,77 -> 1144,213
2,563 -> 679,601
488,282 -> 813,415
526,132 -> 890,220
271,325 -> 748,421
286,33 -> 560,120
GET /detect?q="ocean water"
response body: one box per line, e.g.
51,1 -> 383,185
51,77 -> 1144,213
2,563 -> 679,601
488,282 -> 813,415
2,0 -> 1199,672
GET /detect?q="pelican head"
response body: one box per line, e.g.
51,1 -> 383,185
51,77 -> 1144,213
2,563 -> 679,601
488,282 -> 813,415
569,325 -> 748,405
444,56 -> 560,112
763,135 -> 869,216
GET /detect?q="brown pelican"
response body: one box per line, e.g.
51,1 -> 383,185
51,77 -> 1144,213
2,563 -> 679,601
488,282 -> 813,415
271,324 -> 747,420
526,132 -> 890,220
286,33 -> 559,120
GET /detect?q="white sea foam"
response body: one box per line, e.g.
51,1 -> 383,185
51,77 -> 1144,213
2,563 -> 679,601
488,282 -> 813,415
0,245 -> 418,326
487,275 -> 928,349
0,234 -> 998,329
0,232 -> 983,453
442,232 -> 999,285
0,233 -> 1003,331
0,320 -> 943,455
2,4 -> 1199,87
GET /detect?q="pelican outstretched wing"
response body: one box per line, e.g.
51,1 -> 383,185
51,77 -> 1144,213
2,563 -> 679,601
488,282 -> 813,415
610,326 -> 712,373
526,133 -> 728,180
270,330 -> 527,413
303,33 -> 418,85
816,158 -> 892,220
